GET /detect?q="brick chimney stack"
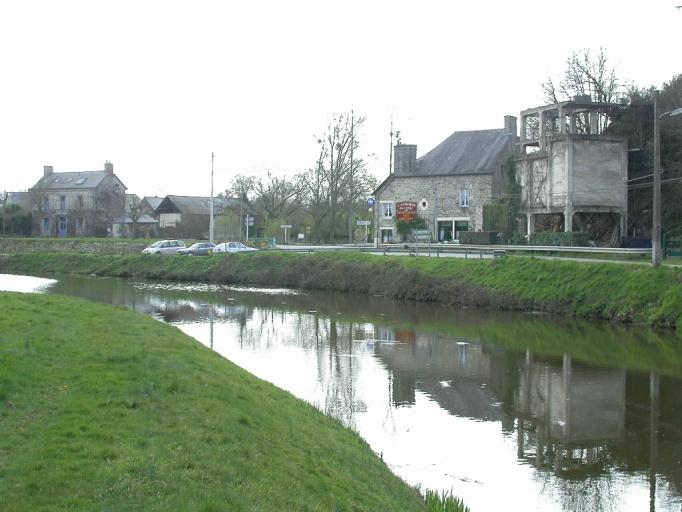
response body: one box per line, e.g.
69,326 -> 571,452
104,161 -> 114,174
43,165 -> 54,176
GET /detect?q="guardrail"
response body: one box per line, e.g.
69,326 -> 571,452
275,243 -> 653,258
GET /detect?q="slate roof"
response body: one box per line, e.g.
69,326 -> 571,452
31,171 -> 120,190
157,195 -> 257,216
143,196 -> 164,211
413,128 -> 515,176
113,214 -> 159,225
5,192 -> 31,209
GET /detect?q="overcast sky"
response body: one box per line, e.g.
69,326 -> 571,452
1,1 -> 680,199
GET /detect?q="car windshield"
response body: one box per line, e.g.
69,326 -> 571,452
148,242 -> 163,248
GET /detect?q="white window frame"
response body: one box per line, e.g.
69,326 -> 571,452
381,202 -> 394,218
459,188 -> 470,207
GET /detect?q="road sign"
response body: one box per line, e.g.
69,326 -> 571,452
280,224 -> 292,228
367,197 -> 375,207
245,216 -> 254,226
356,220 -> 371,226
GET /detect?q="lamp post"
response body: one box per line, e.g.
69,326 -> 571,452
652,96 -> 682,266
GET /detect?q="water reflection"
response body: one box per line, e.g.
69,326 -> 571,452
2,273 -> 682,511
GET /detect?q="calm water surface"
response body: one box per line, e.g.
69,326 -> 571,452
3,272 -> 682,512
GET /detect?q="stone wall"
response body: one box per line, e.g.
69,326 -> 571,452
375,173 -> 496,235
0,239 -> 147,255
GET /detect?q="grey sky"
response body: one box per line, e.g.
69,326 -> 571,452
1,0 -> 679,198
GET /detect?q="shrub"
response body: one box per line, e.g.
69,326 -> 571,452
458,231 -> 499,245
528,231 -> 590,247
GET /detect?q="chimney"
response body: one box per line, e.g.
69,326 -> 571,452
504,115 -> 517,136
43,165 -> 54,176
393,144 -> 417,174
104,161 -> 114,174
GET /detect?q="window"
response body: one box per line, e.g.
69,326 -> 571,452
76,218 -> 83,234
381,202 -> 394,218
78,195 -> 83,208
60,196 -> 66,209
43,197 -> 49,210
42,218 -> 49,232
75,178 -> 86,185
455,221 -> 469,239
459,188 -> 470,207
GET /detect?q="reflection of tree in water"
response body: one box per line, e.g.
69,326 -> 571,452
320,320 -> 365,431
534,462 -> 618,512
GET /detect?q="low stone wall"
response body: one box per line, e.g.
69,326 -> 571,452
0,239 -> 147,255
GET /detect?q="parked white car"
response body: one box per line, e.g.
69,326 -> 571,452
213,242 -> 258,254
142,240 -> 186,255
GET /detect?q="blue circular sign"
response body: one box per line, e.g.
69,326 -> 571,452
367,197 -> 375,207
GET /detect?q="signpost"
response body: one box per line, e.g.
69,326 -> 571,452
412,229 -> 431,257
280,224 -> 292,243
357,220 -> 371,244
245,215 -> 254,241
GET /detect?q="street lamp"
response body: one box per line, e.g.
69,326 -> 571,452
652,96 -> 682,266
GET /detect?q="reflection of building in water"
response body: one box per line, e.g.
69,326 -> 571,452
514,353 -> 625,474
373,327 -> 506,421
374,326 -> 629,478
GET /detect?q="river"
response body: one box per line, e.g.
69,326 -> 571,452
2,272 -> 682,512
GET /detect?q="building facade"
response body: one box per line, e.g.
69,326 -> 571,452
373,117 -> 518,243
516,97 -> 628,244
29,162 -> 126,237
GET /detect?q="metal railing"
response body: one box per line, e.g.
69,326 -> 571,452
275,243 -> 652,258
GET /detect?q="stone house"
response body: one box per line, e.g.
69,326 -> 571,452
152,195 -> 260,240
373,117 -> 518,243
516,97 -> 628,244
112,209 -> 159,239
28,161 -> 126,237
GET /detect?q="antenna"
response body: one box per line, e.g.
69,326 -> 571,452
389,116 -> 393,174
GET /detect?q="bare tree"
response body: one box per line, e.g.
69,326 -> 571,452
123,195 -> 145,238
542,48 -> 622,133
304,139 -> 332,243
252,170 -> 306,220
28,180 -> 54,237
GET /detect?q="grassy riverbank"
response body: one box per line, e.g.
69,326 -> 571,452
2,250 -> 682,328
0,292 -> 428,511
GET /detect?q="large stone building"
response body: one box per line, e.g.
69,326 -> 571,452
373,117 -> 518,243
516,97 -> 628,244
28,162 -> 126,237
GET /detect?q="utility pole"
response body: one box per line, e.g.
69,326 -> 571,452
653,96 -> 682,266
210,152 -> 214,244
653,95 -> 661,266
348,110 -> 354,243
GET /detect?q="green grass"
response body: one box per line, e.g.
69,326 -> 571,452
0,292 -> 428,511
3,250 -> 682,327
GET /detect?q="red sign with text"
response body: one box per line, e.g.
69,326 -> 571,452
396,201 -> 417,221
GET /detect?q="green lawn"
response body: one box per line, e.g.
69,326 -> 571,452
0,292 -> 427,512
